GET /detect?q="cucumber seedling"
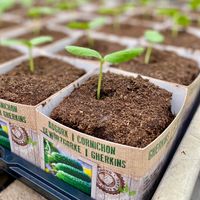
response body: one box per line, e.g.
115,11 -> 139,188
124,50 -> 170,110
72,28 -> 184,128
67,18 -> 106,47
98,4 -> 133,30
157,8 -> 191,37
0,36 -> 53,73
66,46 -> 144,100
144,30 -> 164,64
27,7 -> 57,32
20,0 -> 33,8
0,0 -> 14,18
138,0 -> 153,6
188,0 -> 200,11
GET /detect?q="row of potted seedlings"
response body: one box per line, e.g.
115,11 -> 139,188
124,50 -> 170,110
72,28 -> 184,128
0,0 -> 200,199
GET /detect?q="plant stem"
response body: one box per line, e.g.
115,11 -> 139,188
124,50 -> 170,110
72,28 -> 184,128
97,60 -> 104,100
113,15 -> 120,31
145,46 -> 152,64
87,31 -> 94,47
28,47 -> 34,73
33,19 -> 41,34
172,25 -> 178,37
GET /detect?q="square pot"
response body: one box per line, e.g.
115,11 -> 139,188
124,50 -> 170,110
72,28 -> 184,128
36,67 -> 187,199
0,52 -> 96,166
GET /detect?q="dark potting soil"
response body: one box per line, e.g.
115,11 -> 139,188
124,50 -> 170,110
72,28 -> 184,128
129,13 -> 165,23
161,29 -> 200,50
112,48 -> 199,85
51,73 -> 174,148
99,24 -> 148,38
58,36 -> 126,59
191,19 -> 200,28
0,56 -> 85,105
0,21 -> 19,30
0,46 -> 22,64
17,27 -> 68,46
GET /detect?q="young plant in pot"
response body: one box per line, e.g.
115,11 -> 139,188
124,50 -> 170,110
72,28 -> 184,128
0,0 -> 15,24
110,27 -> 199,85
1,36 -> 53,73
19,0 -> 33,8
188,0 -> 200,12
27,6 -> 58,32
187,0 -> 200,27
66,46 -> 144,99
49,45 -> 175,149
98,4 -> 133,30
66,18 -> 106,47
157,8 -> 191,37
0,36 -> 86,106
55,0 -> 83,11
157,8 -> 200,50
144,30 -> 164,64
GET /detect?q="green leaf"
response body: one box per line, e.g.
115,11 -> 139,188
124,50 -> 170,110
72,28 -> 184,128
98,4 -> 133,16
30,36 -> 53,46
188,0 -> 200,10
57,2 -> 77,10
67,21 -> 89,30
139,0 -> 151,5
28,7 -> 57,18
0,0 -> 14,12
144,30 -> 164,43
157,8 -> 179,17
66,46 -> 102,60
98,7 -> 123,16
20,0 -> 33,8
89,17 -> 106,29
104,48 -> 144,64
174,14 -> 191,27
0,39 -> 30,47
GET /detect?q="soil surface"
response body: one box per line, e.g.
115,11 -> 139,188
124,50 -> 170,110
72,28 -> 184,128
0,46 -> 22,64
58,35 -> 126,59
17,27 -> 68,46
112,48 -> 199,85
51,73 -> 174,148
191,19 -> 200,28
129,13 -> 164,23
99,24 -> 148,38
0,21 -> 19,30
161,29 -> 200,50
0,56 -> 85,105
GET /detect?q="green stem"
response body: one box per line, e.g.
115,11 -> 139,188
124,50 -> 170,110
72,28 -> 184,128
33,19 -> 41,35
172,25 -> 178,37
113,15 -> 120,32
145,46 -> 152,64
28,47 -> 34,73
97,60 -> 104,100
87,31 -> 94,48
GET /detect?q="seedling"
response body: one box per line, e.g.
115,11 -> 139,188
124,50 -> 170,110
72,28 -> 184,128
27,7 -> 57,32
138,0 -> 153,6
157,8 -> 191,37
0,0 -> 14,17
0,36 -> 53,73
20,0 -> 33,8
56,0 -> 81,11
188,0 -> 200,11
67,18 -> 106,47
66,46 -> 144,100
98,4 -> 133,30
144,30 -> 164,64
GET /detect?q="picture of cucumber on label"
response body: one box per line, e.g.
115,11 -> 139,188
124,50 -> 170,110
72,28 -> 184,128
44,139 -> 93,196
0,119 -> 11,150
